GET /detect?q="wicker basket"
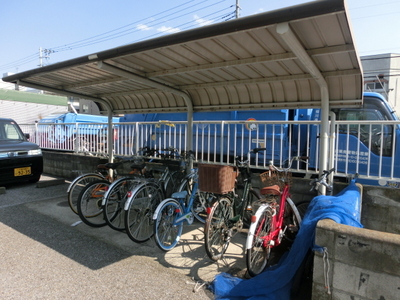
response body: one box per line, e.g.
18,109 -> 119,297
260,170 -> 292,189
198,164 -> 237,194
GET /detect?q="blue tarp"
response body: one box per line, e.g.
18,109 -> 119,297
211,180 -> 363,300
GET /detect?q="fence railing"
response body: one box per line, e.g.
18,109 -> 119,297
20,120 -> 400,186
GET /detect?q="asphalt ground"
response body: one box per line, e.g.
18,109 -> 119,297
0,175 -> 249,299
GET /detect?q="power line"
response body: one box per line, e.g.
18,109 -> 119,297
1,0 -> 230,74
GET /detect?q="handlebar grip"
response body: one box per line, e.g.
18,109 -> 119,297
252,147 -> 267,153
323,168 -> 335,174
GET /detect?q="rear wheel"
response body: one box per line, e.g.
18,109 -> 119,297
153,200 -> 183,251
204,196 -> 234,261
103,178 -> 141,231
246,205 -> 274,277
68,174 -> 104,214
124,183 -> 164,243
77,180 -> 109,227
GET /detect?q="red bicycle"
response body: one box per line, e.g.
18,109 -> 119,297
245,156 -> 309,277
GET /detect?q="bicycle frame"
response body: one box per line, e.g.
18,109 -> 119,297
247,181 -> 302,250
261,184 -> 290,248
152,179 -> 199,226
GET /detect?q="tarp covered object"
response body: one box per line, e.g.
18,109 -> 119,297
211,180 -> 363,300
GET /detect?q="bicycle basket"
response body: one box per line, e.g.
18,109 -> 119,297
260,170 -> 292,189
198,164 -> 237,194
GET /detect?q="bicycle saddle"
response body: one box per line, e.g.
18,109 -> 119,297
260,185 -> 281,196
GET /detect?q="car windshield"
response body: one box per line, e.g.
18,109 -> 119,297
0,120 -> 25,141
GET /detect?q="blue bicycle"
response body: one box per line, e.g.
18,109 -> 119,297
152,168 -> 214,251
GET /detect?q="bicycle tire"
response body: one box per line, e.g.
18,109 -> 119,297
124,182 -> 164,243
103,177 -> 142,231
283,198 -> 302,243
77,180 -> 109,227
67,173 -> 105,214
296,201 -> 311,220
153,199 -> 184,251
204,196 -> 234,261
242,188 -> 261,227
246,205 -> 274,277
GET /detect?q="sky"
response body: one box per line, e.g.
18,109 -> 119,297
1,0 -> 400,77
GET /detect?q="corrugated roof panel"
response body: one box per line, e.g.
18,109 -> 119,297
3,0 -> 363,114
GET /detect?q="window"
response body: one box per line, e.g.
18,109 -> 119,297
338,109 -> 393,156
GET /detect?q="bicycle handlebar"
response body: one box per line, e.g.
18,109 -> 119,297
309,168 -> 335,193
268,156 -> 309,173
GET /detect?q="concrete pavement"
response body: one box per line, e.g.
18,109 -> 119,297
0,175 -> 248,299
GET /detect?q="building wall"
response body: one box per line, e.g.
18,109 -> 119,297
313,219 -> 400,300
361,53 -> 400,117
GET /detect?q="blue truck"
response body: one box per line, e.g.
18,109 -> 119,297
120,92 -> 400,187
38,112 -> 120,151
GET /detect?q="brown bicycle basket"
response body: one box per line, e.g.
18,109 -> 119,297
198,164 -> 237,194
259,170 -> 292,189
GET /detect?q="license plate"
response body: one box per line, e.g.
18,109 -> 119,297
14,167 -> 31,176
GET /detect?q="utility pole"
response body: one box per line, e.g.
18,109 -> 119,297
38,47 -> 54,67
235,0 -> 240,18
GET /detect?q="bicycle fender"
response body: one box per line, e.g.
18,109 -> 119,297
286,197 -> 302,225
123,181 -> 149,210
66,173 -> 105,193
245,204 -> 269,250
101,177 -> 130,206
152,198 -> 180,220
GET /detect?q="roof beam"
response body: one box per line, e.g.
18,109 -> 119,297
97,61 -> 195,151
15,80 -> 113,112
277,22 -> 330,193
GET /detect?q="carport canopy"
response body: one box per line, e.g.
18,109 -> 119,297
3,0 -> 363,175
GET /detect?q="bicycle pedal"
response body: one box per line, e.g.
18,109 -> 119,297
288,224 -> 299,233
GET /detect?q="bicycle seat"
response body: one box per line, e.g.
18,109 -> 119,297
104,162 -> 121,169
171,191 -> 188,199
260,185 -> 281,196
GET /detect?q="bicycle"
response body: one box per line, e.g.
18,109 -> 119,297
67,148 -> 155,215
67,163 -> 115,215
123,148 -> 188,243
152,166 -> 215,251
101,158 -> 149,231
245,156 -> 310,277
75,148 -> 156,227
203,148 -> 263,261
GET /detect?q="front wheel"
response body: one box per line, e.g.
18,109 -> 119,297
246,205 -> 274,277
204,196 -> 234,261
77,180 -> 109,227
153,200 -> 184,251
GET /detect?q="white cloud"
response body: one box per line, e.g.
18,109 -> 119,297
137,24 -> 152,31
194,15 -> 213,27
157,26 -> 181,34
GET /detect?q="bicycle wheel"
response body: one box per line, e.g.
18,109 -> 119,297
103,177 -> 141,231
242,188 -> 261,227
124,182 -> 164,243
153,199 -> 184,251
77,180 -> 109,227
296,201 -> 311,220
204,196 -> 234,261
246,205 -> 274,277
67,173 -> 105,214
283,198 -> 303,242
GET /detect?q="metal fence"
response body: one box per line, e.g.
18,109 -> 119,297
20,119 -> 400,186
